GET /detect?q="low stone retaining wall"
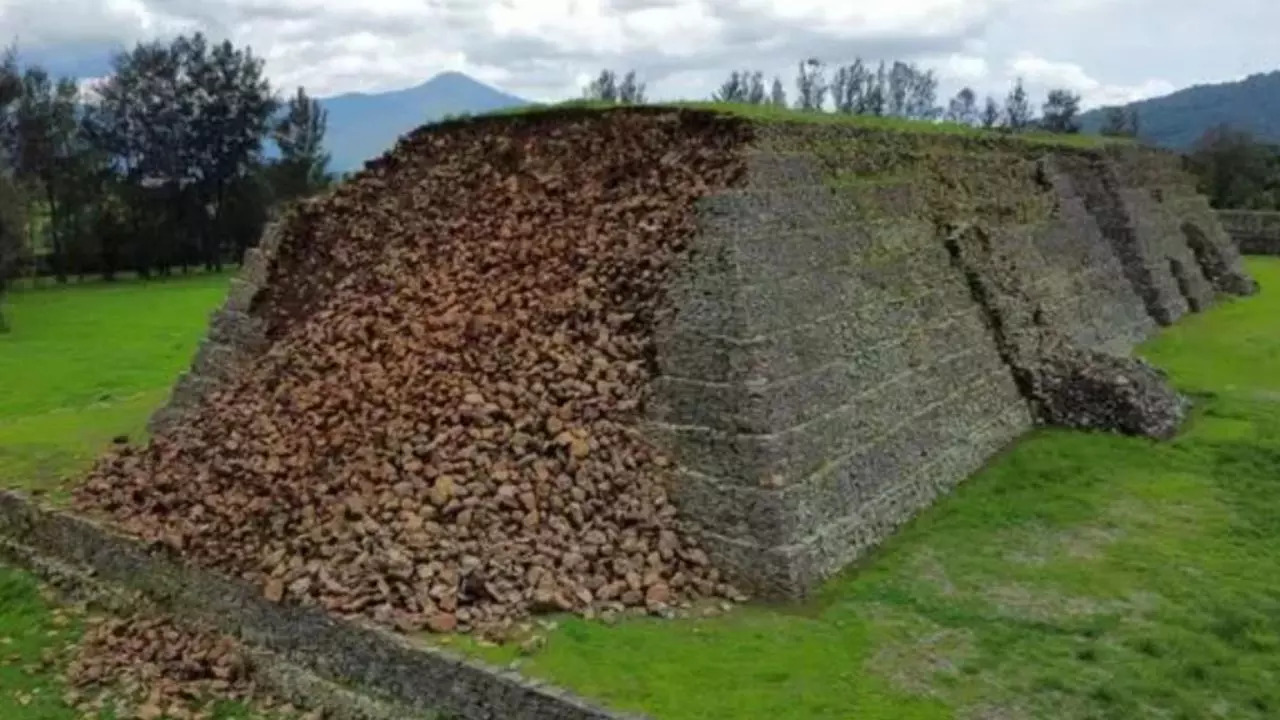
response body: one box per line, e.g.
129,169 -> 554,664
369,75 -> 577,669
0,491 -> 640,720
1218,210 -> 1280,255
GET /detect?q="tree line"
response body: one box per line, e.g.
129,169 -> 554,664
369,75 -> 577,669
0,33 -> 334,325
581,61 -> 1280,211
582,58 -> 1144,137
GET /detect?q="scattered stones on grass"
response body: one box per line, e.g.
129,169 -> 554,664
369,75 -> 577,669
64,613 -> 319,720
77,109 -> 752,636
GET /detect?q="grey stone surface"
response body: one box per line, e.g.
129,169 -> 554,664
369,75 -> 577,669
652,139 -> 1255,600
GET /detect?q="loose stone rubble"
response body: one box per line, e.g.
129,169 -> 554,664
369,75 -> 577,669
77,109 -> 752,636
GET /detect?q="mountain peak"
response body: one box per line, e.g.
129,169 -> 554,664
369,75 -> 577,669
321,72 -> 529,172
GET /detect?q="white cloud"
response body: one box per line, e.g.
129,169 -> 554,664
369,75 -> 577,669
76,75 -> 109,102
1006,52 -> 1176,109
933,53 -> 990,82
1,0 -> 1011,99
1,0 -> 1276,107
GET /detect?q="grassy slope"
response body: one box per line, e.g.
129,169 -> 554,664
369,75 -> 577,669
0,272 -> 231,498
423,99 -> 1123,150
447,257 -> 1280,720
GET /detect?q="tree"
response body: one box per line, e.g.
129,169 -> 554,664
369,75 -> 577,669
1003,78 -> 1032,131
713,71 -> 751,103
0,46 -> 17,155
713,70 -> 767,105
0,172 -> 22,332
1126,107 -> 1141,138
795,58 -> 827,111
617,71 -> 646,104
865,62 -> 887,116
0,54 -> 22,331
980,95 -> 1002,129
269,86 -> 331,203
584,69 -> 645,104
1100,106 -> 1127,136
10,67 -> 88,282
745,71 -> 766,105
84,33 -> 277,274
1100,105 -> 1141,138
583,70 -> 619,102
946,87 -> 978,126
1040,88 -> 1082,134
1186,125 -> 1280,210
832,60 -> 868,114
188,36 -> 277,270
769,76 -> 787,107
904,66 -> 939,120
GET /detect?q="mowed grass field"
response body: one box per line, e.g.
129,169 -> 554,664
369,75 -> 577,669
0,272 -> 232,498
0,260 -> 1278,719
0,271 -> 271,720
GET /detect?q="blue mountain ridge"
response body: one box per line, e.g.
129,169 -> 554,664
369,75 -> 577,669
316,71 -> 530,172
1078,70 -> 1280,150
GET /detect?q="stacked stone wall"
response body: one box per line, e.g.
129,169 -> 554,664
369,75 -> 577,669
647,126 -> 1254,597
1219,209 -> 1280,255
148,220 -> 284,437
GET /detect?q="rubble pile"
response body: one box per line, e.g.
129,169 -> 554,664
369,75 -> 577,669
77,108 -> 751,635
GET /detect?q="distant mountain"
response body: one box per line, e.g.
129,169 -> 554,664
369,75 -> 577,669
1080,71 -> 1280,150
319,72 -> 530,172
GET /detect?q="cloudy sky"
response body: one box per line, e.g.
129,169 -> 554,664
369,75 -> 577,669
0,0 -> 1271,109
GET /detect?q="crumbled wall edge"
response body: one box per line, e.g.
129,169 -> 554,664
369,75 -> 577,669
0,491 -> 645,720
146,217 -> 284,438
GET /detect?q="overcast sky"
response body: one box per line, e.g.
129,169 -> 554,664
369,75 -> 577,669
0,0 -> 1272,109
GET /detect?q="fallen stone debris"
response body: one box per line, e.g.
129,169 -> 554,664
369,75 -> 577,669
77,109 -> 751,637
60,611 -> 317,720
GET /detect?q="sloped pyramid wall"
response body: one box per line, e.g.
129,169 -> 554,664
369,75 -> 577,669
647,126 -> 1253,596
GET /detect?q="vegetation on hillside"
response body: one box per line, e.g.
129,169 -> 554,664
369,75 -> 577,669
1185,124 -> 1280,210
1081,70 -> 1280,149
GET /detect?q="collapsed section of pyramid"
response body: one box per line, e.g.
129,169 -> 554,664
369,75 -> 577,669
78,109 -> 753,636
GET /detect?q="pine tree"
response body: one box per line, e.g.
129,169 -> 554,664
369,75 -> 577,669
270,86 -> 331,202
769,76 -> 787,107
980,96 -> 1002,128
1003,78 -> 1032,130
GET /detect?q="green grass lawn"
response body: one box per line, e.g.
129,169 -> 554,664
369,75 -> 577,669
1,261 -> 1278,720
0,271 -> 232,498
0,271 -> 272,720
